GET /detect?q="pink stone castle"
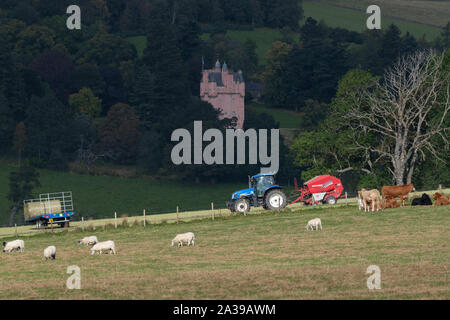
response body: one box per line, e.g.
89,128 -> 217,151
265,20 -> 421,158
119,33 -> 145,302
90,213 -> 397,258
200,60 -> 245,128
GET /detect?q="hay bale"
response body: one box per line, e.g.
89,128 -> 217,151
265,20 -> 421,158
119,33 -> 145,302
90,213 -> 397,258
44,200 -> 62,214
24,203 -> 44,220
24,200 -> 62,219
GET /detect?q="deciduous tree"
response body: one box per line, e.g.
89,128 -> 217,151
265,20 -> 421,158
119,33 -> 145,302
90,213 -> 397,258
96,103 -> 141,163
69,87 -> 102,117
344,50 -> 449,185
13,122 -> 27,167
7,165 -> 41,226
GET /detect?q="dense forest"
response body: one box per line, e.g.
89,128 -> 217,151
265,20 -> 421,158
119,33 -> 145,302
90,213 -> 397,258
0,0 -> 449,191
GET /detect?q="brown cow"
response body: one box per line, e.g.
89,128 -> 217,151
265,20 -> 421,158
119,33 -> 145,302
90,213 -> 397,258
384,198 -> 400,209
382,184 -> 415,207
433,193 -> 450,206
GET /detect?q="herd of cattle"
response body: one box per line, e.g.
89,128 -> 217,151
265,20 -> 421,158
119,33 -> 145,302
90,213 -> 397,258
357,184 -> 450,212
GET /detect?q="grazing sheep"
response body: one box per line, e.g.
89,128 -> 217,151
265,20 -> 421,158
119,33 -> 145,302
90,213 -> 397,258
306,218 -> 322,231
2,240 -> 25,253
171,232 -> 195,247
78,236 -> 98,246
43,246 -> 56,260
90,240 -> 116,255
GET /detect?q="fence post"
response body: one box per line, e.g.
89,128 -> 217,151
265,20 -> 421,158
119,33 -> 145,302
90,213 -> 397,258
176,206 -> 179,224
51,220 -> 53,234
15,224 -> 17,238
439,184 -> 442,193
211,202 -> 215,221
143,209 -> 146,227
345,192 -> 348,206
114,212 -> 117,229
81,217 -> 84,232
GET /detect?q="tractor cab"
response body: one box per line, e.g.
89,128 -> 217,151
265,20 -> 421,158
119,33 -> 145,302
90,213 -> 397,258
251,174 -> 276,197
227,173 -> 287,213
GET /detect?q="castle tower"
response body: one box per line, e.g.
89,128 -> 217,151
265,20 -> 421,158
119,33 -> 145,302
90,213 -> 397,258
200,60 -> 245,128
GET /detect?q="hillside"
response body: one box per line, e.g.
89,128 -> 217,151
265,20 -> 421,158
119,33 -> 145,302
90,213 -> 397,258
127,2 -> 444,63
0,205 -> 448,299
309,0 -> 450,28
302,0 -> 443,40
247,103 -> 304,128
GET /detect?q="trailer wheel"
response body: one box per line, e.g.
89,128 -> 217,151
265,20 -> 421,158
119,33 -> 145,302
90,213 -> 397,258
265,190 -> 287,210
64,221 -> 70,228
325,196 -> 337,205
234,198 -> 250,214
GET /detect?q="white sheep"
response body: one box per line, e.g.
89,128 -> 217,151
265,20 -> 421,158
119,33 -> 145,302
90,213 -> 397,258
358,195 -> 364,210
306,218 -> 322,231
43,246 -> 56,260
78,236 -> 98,246
2,239 -> 25,253
171,232 -> 195,247
90,240 -> 116,255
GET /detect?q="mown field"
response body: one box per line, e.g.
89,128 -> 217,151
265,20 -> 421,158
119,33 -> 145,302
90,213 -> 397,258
247,103 -> 303,128
0,204 -> 448,299
302,0 -> 442,40
310,0 -> 450,28
0,162 -> 244,226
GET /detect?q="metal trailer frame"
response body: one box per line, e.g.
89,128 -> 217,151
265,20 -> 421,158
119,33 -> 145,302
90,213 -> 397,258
23,191 -> 75,229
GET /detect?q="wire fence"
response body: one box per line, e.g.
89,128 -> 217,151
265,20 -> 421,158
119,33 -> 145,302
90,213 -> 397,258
1,185 -> 447,239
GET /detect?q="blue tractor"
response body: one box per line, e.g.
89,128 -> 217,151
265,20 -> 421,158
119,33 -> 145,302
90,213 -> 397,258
227,173 -> 287,213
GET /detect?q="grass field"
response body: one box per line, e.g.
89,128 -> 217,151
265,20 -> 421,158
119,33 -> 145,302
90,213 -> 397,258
226,29 -> 299,65
247,103 -> 303,128
310,0 -> 450,28
302,0 -> 443,40
125,36 -> 147,58
0,162 -> 244,227
0,204 -> 448,299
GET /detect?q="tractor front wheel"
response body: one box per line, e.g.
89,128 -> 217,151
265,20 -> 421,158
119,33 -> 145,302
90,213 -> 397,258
234,198 -> 250,214
265,190 -> 287,210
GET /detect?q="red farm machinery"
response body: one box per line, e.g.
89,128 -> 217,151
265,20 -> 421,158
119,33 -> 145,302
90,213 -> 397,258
289,175 -> 344,206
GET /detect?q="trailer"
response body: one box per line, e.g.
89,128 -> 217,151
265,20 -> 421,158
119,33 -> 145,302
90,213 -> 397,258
289,175 -> 344,206
23,191 -> 75,229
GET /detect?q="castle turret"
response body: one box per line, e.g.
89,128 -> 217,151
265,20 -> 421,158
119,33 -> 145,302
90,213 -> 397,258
215,60 -> 221,70
200,61 -> 245,128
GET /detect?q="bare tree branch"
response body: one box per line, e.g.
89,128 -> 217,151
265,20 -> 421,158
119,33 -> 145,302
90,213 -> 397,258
344,50 -> 449,185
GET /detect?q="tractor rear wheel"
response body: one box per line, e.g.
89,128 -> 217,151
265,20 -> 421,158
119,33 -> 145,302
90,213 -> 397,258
265,190 -> 287,210
234,198 -> 250,214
